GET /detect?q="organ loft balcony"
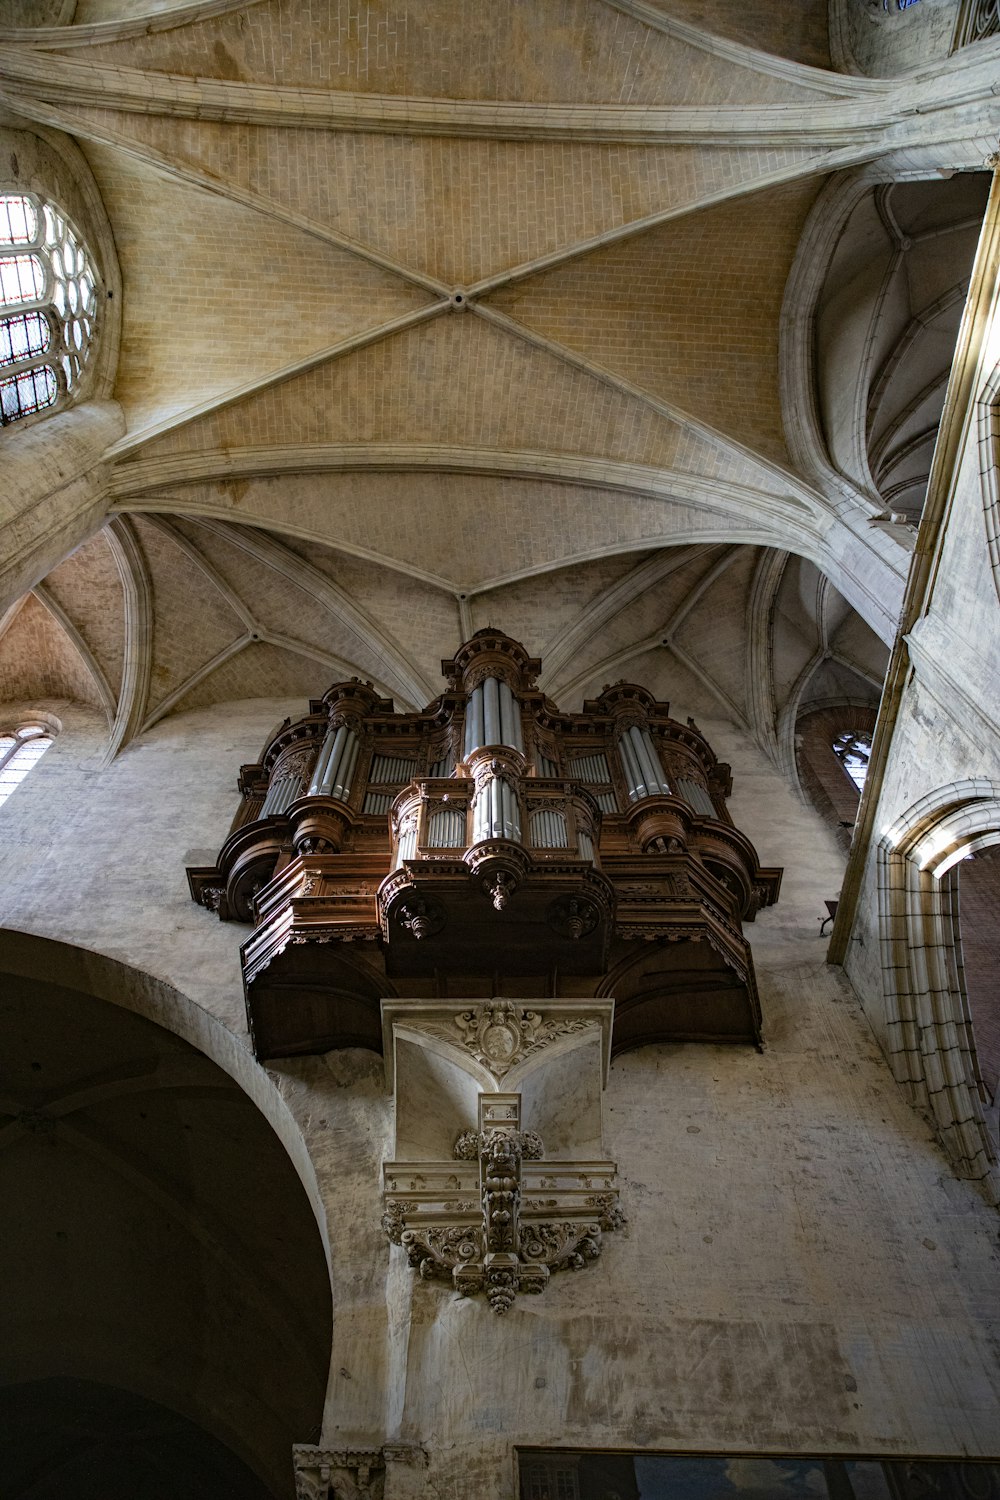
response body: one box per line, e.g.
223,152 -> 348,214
187,630 -> 781,1061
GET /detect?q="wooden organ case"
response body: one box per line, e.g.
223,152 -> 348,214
188,629 -> 781,1062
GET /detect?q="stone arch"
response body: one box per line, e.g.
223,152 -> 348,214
0,928 -> 329,1230
877,782 -> 1000,1205
0,929 -> 334,1497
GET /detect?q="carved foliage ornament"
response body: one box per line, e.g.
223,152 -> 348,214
271,747 -> 315,785
383,1124 -> 612,1315
293,1447 -> 385,1500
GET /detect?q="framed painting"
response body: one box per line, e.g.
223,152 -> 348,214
516,1450 -> 1000,1500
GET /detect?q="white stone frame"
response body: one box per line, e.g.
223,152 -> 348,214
877,778 -> 1000,1205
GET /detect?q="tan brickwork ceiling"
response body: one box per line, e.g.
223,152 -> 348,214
0,592 -> 110,712
485,176 -> 825,469
79,0 -> 828,106
633,0 -> 831,70
0,0 -> 989,764
63,112 -> 825,288
40,530 -> 125,695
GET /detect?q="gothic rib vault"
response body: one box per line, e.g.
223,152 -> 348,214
0,0 -> 997,739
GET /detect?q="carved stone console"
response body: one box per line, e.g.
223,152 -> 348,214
292,1444 -> 427,1500
380,997 -> 622,1314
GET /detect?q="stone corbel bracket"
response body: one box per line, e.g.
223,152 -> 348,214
292,1444 -> 426,1500
380,997 -> 623,1314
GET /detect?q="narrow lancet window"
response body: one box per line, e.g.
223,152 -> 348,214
832,729 -> 872,792
0,724 -> 54,808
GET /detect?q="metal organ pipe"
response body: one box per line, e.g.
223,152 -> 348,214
617,732 -> 647,802
483,676 -> 501,745
464,677 -> 522,754
530,808 -> 568,848
307,724 -> 343,796
464,685 -> 485,758
499,681 -> 524,753
306,722 -> 361,801
629,725 -> 669,796
501,777 -> 521,841
473,781 -> 489,843
261,770 -> 301,817
332,731 -> 360,803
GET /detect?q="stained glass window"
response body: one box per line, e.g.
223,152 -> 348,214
0,192 -> 98,427
0,724 -> 54,808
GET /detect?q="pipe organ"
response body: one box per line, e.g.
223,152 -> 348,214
188,630 -> 781,1062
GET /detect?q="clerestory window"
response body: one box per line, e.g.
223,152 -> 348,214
0,723 -> 54,808
832,729 -> 872,792
0,192 -> 98,427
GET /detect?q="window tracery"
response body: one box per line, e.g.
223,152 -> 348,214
0,192 -> 98,427
954,0 -> 1000,46
0,723 -> 54,808
832,729 -> 873,792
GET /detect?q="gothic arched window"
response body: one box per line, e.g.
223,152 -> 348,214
0,723 -> 54,808
0,192 -> 98,427
832,729 -> 872,791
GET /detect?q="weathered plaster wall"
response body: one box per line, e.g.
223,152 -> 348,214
834,0 -> 960,76
1,694 -> 998,1495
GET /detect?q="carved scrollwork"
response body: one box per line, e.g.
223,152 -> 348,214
546,893 -> 600,941
462,659 -> 524,694
385,1100 -> 618,1314
400,1224 -> 483,1280
380,1200 -> 416,1244
297,837 -> 336,855
520,1220 -> 603,1270
453,1129 -> 481,1161
612,709 -> 650,734
396,898 -> 445,940
293,1447 -> 385,1500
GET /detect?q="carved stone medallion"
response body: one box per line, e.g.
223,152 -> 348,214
435,1001 -> 594,1081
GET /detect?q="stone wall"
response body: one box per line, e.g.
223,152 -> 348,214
833,0 -> 960,75
1,694 -> 998,1495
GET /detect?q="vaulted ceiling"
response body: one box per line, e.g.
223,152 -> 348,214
1,0 -> 996,780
